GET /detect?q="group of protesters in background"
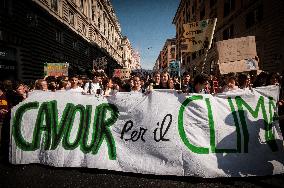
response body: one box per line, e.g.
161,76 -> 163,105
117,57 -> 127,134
1,70 -> 284,160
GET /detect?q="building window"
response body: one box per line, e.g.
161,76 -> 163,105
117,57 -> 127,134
245,5 -> 263,29
223,24 -> 234,40
210,60 -> 214,74
192,52 -> 196,60
104,24 -> 106,35
200,8 -> 205,19
98,2 -> 102,10
224,0 -> 235,18
91,6 -> 96,21
210,0 -> 217,7
51,0 -> 58,12
73,41 -> 79,50
171,48 -> 175,59
187,56 -> 190,64
68,10 -> 74,26
55,30 -> 62,43
82,24 -> 86,36
84,47 -> 89,56
98,17 -> 101,28
79,0 -> 84,12
0,0 -> 9,11
186,10 -> 190,23
210,8 -> 217,18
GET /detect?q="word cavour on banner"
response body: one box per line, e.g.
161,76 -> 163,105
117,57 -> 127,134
10,86 -> 284,178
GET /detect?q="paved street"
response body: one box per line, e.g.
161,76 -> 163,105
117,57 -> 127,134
1,156 -> 284,188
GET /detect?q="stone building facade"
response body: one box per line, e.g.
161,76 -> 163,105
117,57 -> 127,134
0,0 -> 138,80
155,38 -> 176,72
173,0 -> 284,76
121,36 -> 141,70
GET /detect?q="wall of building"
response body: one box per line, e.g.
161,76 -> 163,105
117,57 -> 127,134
173,0 -> 284,76
0,0 -> 133,81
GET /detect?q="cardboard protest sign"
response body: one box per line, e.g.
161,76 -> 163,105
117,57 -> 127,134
10,86 -> 284,178
219,58 -> 259,74
113,68 -> 131,80
216,36 -> 257,63
181,18 -> 217,52
216,36 -> 259,74
44,63 -> 69,77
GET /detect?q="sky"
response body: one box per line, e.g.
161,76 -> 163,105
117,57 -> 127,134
111,0 -> 180,70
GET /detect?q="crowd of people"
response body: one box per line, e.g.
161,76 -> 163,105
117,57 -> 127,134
0,70 -> 284,160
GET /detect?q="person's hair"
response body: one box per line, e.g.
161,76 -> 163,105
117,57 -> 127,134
12,81 -> 24,91
112,77 -> 123,87
45,76 -> 57,83
226,72 -> 237,84
121,82 -> 131,92
238,73 -> 249,87
153,71 -> 160,77
57,80 -> 69,90
253,71 -> 268,87
102,78 -> 112,89
2,80 -> 13,91
133,74 -> 141,80
193,73 -> 209,86
267,72 -> 280,85
183,71 -> 190,77
48,82 -> 57,91
69,75 -> 78,80
34,79 -> 46,90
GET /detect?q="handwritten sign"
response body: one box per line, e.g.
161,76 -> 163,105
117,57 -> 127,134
10,86 -> 284,178
219,58 -> 259,74
216,36 -> 257,63
181,18 -> 217,52
113,68 -> 131,80
44,63 -> 69,77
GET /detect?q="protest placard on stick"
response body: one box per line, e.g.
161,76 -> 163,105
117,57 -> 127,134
44,63 -> 69,77
113,68 -> 131,80
216,36 -> 259,74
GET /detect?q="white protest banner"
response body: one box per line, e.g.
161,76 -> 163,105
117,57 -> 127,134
113,68 -> 131,80
10,86 -> 284,178
181,18 -> 217,52
44,63 -> 69,77
216,36 -> 258,63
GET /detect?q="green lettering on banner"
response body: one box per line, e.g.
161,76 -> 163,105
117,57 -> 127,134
91,103 -> 119,160
205,98 -> 216,153
205,98 -> 237,153
12,102 -> 39,151
13,101 -> 119,160
236,96 -> 278,152
62,104 -> 85,150
178,95 -> 209,154
33,101 -> 54,150
225,97 -> 241,153
50,102 -> 74,150
80,105 -> 94,153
